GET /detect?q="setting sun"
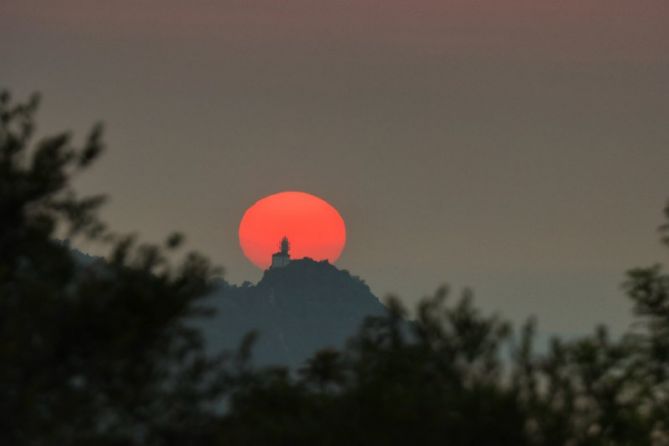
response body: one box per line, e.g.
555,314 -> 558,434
238,191 -> 346,269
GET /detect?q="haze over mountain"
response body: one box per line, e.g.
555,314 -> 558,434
198,258 -> 386,366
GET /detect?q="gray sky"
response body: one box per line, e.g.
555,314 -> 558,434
2,0 -> 668,335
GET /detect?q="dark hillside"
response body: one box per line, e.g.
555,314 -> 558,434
199,258 -> 386,366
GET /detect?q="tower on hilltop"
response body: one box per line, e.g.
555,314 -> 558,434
271,236 -> 291,269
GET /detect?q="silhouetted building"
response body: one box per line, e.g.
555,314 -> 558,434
271,236 -> 291,269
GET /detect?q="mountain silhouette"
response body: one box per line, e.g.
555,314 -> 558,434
198,258 -> 387,366
66,246 -> 387,366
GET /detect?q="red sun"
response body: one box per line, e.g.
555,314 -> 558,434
239,191 -> 347,269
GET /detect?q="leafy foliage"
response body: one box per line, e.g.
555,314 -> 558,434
0,91 -> 224,445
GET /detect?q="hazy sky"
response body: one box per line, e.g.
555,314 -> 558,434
2,0 -> 668,335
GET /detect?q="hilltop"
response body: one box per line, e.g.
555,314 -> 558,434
198,258 -> 386,366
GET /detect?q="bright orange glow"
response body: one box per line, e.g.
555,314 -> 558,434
239,191 -> 347,269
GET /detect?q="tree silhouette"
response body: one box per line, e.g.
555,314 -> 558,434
0,91 -> 226,445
